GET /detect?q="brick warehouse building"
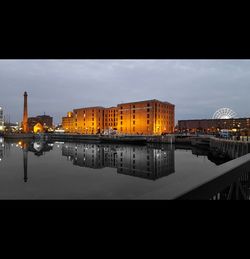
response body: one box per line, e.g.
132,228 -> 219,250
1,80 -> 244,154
62,99 -> 175,135
178,118 -> 250,134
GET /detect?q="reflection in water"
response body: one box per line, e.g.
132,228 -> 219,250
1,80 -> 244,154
19,140 -> 53,183
0,137 -> 4,161
23,142 -> 28,182
1,139 -> 232,185
62,143 -> 175,180
28,141 -> 53,156
3,140 -> 175,182
0,137 -> 11,161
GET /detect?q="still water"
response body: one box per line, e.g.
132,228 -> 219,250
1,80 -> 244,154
0,137 -> 225,199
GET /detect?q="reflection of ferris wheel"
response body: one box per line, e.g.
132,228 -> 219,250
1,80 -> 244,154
212,108 -> 237,119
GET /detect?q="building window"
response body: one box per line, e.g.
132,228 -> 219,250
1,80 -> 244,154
120,127 -> 123,131
133,110 -> 135,114
147,114 -> 150,118
133,105 -> 135,108
133,115 -> 135,119
147,108 -> 150,112
133,127 -> 135,131
121,121 -> 123,125
147,103 -> 150,107
147,120 -> 150,124
133,121 -> 135,125
120,116 -> 123,120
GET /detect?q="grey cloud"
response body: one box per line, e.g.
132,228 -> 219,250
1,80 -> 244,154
0,59 -> 249,124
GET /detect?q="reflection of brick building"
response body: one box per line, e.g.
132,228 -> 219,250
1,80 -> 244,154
62,99 -> 175,135
116,146 -> 175,180
62,143 -> 105,169
28,115 -> 53,133
62,143 -> 175,180
178,118 -> 250,133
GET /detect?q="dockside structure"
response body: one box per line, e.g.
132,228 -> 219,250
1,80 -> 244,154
178,118 -> 250,134
62,99 -> 175,135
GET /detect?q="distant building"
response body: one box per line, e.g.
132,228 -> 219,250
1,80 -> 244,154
62,99 -> 175,135
0,107 -> 4,131
178,118 -> 250,134
28,115 -> 53,133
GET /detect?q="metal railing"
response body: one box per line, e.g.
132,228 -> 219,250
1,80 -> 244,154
176,153 -> 250,200
140,153 -> 250,200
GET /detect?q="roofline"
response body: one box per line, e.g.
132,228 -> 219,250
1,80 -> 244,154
178,117 -> 250,122
74,106 -> 105,111
117,99 -> 174,106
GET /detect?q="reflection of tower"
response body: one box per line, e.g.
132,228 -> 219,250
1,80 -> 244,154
23,142 -> 28,182
23,91 -> 28,133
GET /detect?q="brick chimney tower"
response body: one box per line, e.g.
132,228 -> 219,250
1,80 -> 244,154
23,91 -> 28,133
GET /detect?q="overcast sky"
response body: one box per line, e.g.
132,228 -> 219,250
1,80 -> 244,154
0,59 -> 249,125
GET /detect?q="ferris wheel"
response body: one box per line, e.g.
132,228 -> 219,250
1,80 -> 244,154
212,108 -> 237,119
